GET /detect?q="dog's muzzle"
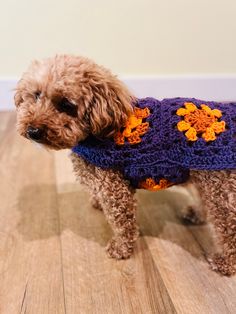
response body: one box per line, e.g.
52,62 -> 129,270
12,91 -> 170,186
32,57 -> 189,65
26,126 -> 45,142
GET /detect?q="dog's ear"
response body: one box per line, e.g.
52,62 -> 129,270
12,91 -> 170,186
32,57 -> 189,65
87,77 -> 135,137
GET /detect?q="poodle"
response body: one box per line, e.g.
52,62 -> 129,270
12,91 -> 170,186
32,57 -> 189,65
14,55 -> 236,276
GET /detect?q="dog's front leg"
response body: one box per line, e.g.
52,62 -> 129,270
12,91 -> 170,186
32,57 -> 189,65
190,170 -> 236,276
70,153 -> 139,259
99,172 -> 139,259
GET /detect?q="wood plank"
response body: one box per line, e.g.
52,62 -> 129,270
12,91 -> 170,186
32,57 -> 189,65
0,112 -> 65,314
0,111 -> 16,142
137,189 -> 236,314
54,150 -> 176,314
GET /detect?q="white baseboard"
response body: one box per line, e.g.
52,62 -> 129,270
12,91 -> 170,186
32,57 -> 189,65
0,79 -> 17,111
1,75 -> 236,111
123,74 -> 236,102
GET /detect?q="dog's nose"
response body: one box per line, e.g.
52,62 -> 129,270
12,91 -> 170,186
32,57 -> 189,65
27,126 -> 44,141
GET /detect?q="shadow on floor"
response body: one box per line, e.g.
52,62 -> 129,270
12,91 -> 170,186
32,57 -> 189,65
16,183 -> 215,260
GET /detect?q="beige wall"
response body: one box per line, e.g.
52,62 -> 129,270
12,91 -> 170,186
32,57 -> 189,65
0,0 -> 236,77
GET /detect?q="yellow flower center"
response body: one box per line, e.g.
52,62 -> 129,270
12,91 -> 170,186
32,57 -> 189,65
184,109 -> 216,132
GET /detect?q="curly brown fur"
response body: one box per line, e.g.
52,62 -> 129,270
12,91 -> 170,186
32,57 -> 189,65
15,55 -> 134,149
190,170 -> 236,275
71,153 -> 139,259
15,54 -> 236,275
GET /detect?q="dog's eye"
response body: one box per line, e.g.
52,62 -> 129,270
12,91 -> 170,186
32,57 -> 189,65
56,98 -> 77,117
34,91 -> 41,100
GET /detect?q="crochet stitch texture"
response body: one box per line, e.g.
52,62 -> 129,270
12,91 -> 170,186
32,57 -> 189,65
72,97 -> 236,190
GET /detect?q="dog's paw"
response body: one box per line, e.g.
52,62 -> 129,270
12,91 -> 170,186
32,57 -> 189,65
180,206 -> 205,225
207,253 -> 236,276
90,197 -> 103,211
106,238 -> 133,260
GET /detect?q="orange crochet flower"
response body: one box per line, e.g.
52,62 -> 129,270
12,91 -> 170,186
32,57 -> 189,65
139,178 -> 173,191
176,102 -> 226,142
114,107 -> 150,145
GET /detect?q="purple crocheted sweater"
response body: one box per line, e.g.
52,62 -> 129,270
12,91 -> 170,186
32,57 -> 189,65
72,97 -> 236,189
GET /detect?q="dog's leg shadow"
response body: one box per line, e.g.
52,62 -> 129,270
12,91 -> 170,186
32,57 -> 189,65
17,183 -> 112,246
136,187 -> 217,261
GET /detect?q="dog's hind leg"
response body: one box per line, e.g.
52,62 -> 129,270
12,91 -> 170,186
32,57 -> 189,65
180,182 -> 206,225
190,170 -> 236,276
71,153 -> 139,259
90,195 -> 103,211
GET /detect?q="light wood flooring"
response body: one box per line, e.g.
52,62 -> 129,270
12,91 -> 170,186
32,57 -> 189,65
1,111 -> 236,314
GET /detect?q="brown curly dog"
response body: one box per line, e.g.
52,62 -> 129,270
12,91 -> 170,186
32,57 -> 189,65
15,55 -> 236,276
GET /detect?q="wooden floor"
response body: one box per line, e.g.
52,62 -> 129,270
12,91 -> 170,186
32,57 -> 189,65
1,111 -> 236,314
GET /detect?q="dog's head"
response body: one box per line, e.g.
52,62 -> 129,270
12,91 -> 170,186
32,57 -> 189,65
15,55 -> 134,149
